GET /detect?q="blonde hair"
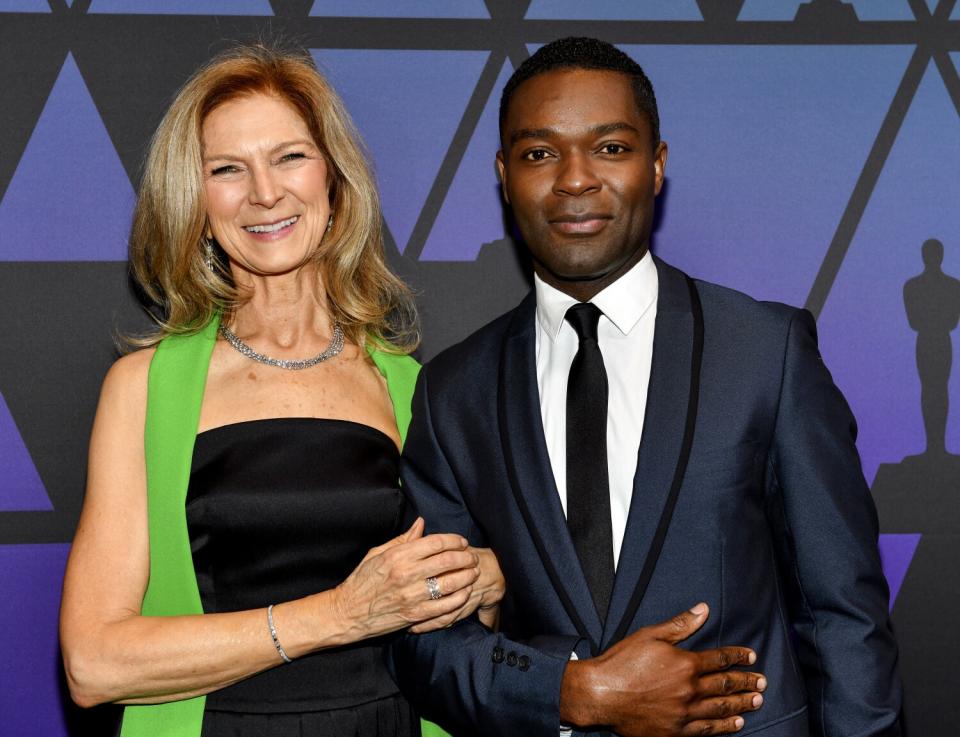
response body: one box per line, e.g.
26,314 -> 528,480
129,44 -> 418,352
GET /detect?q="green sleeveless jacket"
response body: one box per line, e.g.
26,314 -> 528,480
119,315 -> 422,737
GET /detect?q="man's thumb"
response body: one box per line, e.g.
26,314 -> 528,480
654,602 -> 709,644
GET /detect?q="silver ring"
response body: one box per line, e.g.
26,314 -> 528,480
426,576 -> 443,600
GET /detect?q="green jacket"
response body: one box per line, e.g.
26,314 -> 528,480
119,315 -> 421,737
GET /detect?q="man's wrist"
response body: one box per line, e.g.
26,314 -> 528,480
559,658 -> 600,728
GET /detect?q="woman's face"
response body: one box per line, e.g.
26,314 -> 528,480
201,92 -> 331,278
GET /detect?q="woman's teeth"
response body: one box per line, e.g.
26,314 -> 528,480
244,216 -> 298,234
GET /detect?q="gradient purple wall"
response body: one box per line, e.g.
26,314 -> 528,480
0,1 -> 956,734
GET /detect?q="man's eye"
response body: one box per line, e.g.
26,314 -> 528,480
523,149 -> 550,161
600,144 -> 627,155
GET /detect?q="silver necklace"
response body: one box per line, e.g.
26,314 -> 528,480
218,322 -> 344,370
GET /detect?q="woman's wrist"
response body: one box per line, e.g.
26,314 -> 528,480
269,589 -> 360,659
314,586 -> 368,649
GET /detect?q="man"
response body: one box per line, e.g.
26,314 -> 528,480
393,38 -> 901,737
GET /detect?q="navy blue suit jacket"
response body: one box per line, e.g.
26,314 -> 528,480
393,258 -> 901,736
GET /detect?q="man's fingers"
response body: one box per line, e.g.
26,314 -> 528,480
680,715 -> 746,736
695,646 -> 757,672
680,689 -> 764,737
684,691 -> 764,726
698,671 -> 766,696
649,602 -> 710,644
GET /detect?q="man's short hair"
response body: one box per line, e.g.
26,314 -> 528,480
499,37 -> 660,149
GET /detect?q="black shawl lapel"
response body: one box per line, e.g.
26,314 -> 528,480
497,293 -> 604,650
602,259 -> 703,649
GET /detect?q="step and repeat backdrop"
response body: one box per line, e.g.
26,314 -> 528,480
1,0 -> 958,734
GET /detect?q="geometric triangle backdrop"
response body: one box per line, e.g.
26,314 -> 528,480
310,0 -> 489,17
817,62 -> 960,482
88,0 -> 272,13
0,1 -> 49,10
879,533 -> 921,612
312,49 -> 489,254
420,58 -> 515,261
0,392 -> 52,511
739,0 -> 914,20
0,544 -> 72,736
0,53 -> 134,261
526,0 -> 702,19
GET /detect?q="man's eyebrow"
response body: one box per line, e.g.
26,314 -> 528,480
591,122 -> 640,137
509,127 -> 556,146
509,122 -> 641,147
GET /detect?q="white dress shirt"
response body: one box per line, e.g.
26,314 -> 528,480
534,251 -> 658,569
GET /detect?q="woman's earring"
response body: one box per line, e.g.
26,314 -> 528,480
203,239 -> 215,271
326,215 -> 334,232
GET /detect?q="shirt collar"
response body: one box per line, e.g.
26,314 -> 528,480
535,250 -> 658,341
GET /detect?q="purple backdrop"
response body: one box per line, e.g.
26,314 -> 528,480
0,1 -> 956,733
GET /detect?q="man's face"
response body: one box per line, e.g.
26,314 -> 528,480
497,68 -> 667,299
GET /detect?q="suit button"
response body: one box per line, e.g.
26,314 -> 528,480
492,646 -> 504,664
506,651 -> 518,667
518,655 -> 530,671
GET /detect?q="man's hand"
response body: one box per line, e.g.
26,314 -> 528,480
559,603 -> 765,736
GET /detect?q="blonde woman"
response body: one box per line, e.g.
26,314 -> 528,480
60,45 -> 503,737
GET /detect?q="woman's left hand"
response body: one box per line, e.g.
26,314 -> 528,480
408,546 -> 505,634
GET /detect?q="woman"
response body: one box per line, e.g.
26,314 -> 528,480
60,45 -> 502,737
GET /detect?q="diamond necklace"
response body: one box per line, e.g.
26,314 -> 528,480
218,322 -> 345,370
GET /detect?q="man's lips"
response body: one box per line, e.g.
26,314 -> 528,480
548,213 -> 612,235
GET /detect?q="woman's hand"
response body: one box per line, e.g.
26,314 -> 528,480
329,518 -> 482,641
409,545 -> 506,633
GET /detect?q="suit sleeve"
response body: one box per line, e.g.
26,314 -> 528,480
390,367 -> 578,737
766,309 -> 902,736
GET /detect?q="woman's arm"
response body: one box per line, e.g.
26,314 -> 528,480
60,351 -> 480,708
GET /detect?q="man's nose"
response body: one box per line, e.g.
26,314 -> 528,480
553,152 -> 601,197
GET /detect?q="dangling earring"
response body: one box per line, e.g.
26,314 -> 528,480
203,239 -> 215,271
326,214 -> 334,232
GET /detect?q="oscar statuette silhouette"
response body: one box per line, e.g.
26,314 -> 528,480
872,238 -> 960,735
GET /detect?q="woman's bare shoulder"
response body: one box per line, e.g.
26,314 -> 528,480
99,347 -> 157,409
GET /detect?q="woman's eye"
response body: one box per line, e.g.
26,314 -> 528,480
279,152 -> 306,163
211,165 -> 239,176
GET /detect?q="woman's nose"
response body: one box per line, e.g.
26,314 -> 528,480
249,165 -> 283,207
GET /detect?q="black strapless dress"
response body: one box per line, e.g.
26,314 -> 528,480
186,418 -> 419,737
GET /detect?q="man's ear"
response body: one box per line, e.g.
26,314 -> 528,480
653,141 -> 668,196
495,150 -> 510,204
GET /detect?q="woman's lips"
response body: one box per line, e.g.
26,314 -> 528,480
243,215 -> 299,241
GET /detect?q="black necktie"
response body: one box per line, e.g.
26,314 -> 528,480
565,302 -> 615,620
